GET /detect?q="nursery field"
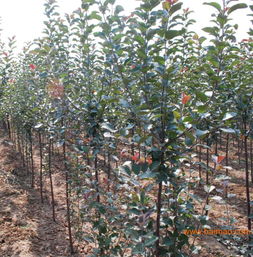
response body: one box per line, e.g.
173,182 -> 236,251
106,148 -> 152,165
0,0 -> 253,256
0,127 -> 252,257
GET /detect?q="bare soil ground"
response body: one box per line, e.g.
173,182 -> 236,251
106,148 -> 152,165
0,133 -> 83,257
0,129 -> 251,257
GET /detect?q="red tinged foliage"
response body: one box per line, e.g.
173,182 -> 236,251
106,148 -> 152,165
182,93 -> 191,105
241,39 -> 253,43
180,67 -> 188,73
166,0 -> 178,4
217,155 -> 226,164
131,152 -> 140,162
120,149 -> 128,158
212,155 -> 226,164
29,64 -> 37,70
47,78 -> 64,98
8,79 -> 16,84
83,137 -> 91,144
146,157 -> 152,165
123,13 -> 134,21
120,151 -> 152,165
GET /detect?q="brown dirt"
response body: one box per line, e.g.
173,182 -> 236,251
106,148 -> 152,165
0,133 -> 83,257
0,131 -> 252,257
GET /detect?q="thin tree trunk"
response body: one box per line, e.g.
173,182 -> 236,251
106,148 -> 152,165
39,132 -> 44,203
198,143 -> 202,184
21,134 -> 25,168
205,145 -> 210,216
30,131 -> 35,188
244,121 -> 251,232
225,134 -> 229,198
95,155 -> 100,203
155,181 -> 163,257
250,137 -> 253,184
25,138 -> 29,175
48,138 -> 56,221
107,152 -> 111,191
17,130 -> 21,154
63,140 -> 74,254
214,137 -> 218,171
131,128 -> 135,158
238,136 -> 242,165
6,116 -> 11,139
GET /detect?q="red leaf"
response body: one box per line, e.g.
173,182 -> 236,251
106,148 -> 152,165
180,67 -> 188,73
212,155 -> 226,164
131,153 -> 140,162
29,64 -> 36,70
217,155 -> 226,164
147,157 -> 152,165
182,93 -> 191,104
166,0 -> 178,4
120,149 -> 128,157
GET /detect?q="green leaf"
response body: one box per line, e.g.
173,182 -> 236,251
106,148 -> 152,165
228,3 -> 247,15
83,236 -> 94,243
205,91 -> 213,97
106,0 -> 116,5
120,162 -> 132,176
101,122 -> 117,133
132,163 -> 141,175
169,2 -> 183,16
195,129 -> 209,138
119,99 -> 130,108
137,49 -> 146,58
173,111 -> 181,119
150,161 -> 160,172
115,5 -> 124,14
204,185 -> 215,193
140,171 -> 157,179
89,11 -> 102,20
165,29 -> 184,40
203,2 -> 222,12
222,112 -> 237,121
34,123 -> 43,129
154,56 -> 165,65
129,208 -> 140,215
197,105 -> 208,113
39,72 -> 48,78
164,237 -> 174,246
202,27 -> 219,36
144,235 -> 157,246
134,35 -> 145,45
196,91 -> 208,102
220,128 -> 236,134
185,137 -> 193,146
104,132 -> 114,138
